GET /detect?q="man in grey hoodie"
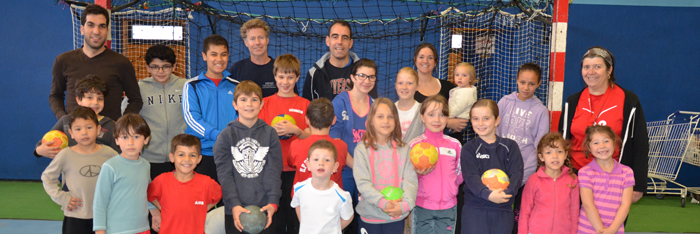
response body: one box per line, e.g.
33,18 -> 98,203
298,20 -> 377,100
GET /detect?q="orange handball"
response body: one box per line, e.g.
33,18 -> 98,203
410,142 -> 439,171
481,168 -> 510,190
42,130 -> 69,149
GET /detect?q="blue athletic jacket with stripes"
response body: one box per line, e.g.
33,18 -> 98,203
182,70 -> 239,156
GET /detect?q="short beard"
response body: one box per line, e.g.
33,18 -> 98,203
84,36 -> 105,50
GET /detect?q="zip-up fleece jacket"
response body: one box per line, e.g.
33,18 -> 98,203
137,74 -> 187,163
183,70 -> 239,156
461,136 -> 523,210
410,130 -> 464,210
558,85 -> 648,192
353,141 -> 418,223
518,166 -> 579,234
213,119 -> 283,215
497,92 -> 550,185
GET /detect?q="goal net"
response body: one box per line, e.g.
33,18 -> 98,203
68,0 -> 552,142
70,4 -> 191,80
438,8 -> 551,105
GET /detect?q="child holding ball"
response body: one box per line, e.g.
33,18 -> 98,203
354,98 -> 418,233
409,95 -> 463,234
460,99 -> 523,234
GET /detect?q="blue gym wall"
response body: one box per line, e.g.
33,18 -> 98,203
0,2 -> 74,180
1,1 -> 699,181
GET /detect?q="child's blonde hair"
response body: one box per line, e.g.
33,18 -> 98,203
455,62 -> 477,85
396,67 -> 419,84
582,125 -> 620,158
536,132 -> 577,185
361,98 -> 405,150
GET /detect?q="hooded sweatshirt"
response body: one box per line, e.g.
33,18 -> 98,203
353,141 -> 418,223
213,119 -> 283,215
410,130 -> 464,210
497,92 -> 549,184
135,74 -> 187,163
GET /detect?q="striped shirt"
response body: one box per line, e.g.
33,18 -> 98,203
577,160 -> 634,234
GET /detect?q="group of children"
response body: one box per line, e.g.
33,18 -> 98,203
37,32 -> 634,234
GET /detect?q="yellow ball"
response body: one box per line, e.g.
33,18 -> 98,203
271,114 -> 296,126
42,130 -> 69,149
481,168 -> 510,190
410,142 -> 439,171
271,114 -> 297,140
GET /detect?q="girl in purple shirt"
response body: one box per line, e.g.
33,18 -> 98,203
578,125 -> 634,234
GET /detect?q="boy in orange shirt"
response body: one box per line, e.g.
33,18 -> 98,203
258,53 -> 310,233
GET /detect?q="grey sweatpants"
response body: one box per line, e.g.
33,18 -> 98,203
411,205 -> 457,234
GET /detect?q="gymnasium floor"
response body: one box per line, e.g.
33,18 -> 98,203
2,181 -> 699,233
0,219 -> 696,234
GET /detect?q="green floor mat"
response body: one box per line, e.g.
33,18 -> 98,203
627,195 -> 700,233
0,181 -> 62,220
1,181 -> 699,232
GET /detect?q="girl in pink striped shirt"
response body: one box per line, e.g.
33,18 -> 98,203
578,125 -> 634,234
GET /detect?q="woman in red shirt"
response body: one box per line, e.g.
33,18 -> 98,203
558,46 -> 649,203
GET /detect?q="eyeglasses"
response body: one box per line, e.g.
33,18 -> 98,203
148,65 -> 173,72
354,73 -> 377,81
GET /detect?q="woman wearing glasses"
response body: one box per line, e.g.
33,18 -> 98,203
329,58 -> 377,216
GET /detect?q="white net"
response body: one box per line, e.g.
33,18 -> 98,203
70,5 -> 191,80
438,9 -> 551,105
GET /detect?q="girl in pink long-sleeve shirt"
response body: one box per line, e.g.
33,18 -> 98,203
410,95 -> 463,234
519,132 -> 579,234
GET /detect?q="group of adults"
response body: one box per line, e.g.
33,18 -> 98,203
50,3 -> 648,221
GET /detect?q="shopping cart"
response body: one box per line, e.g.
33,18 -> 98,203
646,111 -> 700,207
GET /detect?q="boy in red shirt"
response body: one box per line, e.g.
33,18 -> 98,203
148,134 -> 222,234
290,98 -> 348,194
258,53 -> 310,233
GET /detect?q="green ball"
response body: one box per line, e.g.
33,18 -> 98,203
381,186 -> 404,201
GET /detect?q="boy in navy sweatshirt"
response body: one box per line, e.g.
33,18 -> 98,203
213,80 -> 283,234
